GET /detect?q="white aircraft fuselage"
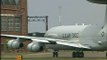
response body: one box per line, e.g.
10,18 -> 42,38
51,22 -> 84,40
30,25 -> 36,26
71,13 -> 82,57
80,24 -> 107,51
45,24 -> 88,39
44,24 -> 107,51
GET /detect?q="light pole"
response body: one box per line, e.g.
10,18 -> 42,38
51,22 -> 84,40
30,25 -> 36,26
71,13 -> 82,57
58,6 -> 62,25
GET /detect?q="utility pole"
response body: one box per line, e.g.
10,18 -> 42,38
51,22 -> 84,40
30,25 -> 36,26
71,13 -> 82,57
45,16 -> 48,31
58,6 -> 62,25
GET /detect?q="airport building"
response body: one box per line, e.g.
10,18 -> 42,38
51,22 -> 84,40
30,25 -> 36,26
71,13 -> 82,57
1,0 -> 28,35
1,0 -> 28,51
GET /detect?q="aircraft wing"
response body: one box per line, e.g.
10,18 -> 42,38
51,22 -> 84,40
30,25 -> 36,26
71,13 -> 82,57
1,34 -> 90,49
57,41 -> 90,49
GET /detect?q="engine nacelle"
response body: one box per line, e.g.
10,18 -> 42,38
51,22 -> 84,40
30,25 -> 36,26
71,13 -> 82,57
27,42 -> 44,52
7,39 -> 24,49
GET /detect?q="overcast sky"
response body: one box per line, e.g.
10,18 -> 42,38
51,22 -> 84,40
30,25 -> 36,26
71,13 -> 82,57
28,0 -> 106,33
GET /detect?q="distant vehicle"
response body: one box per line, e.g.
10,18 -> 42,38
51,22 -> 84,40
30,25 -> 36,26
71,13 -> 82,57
1,0 -> 107,58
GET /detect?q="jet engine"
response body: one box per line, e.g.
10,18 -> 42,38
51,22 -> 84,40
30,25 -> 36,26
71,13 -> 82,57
7,39 -> 24,49
27,42 -> 44,52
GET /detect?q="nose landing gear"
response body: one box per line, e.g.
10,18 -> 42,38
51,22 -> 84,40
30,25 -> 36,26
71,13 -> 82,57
52,50 -> 59,57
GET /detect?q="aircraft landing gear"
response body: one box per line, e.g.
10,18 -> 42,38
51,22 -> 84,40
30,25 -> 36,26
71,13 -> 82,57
52,50 -> 59,57
72,51 -> 84,58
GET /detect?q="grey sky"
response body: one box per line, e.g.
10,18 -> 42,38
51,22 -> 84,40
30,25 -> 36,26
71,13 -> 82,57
28,0 -> 106,33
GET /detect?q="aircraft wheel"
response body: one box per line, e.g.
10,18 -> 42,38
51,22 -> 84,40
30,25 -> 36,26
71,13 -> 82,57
76,51 -> 80,58
79,52 -> 84,58
80,52 -> 84,58
78,52 -> 82,58
72,51 -> 76,58
77,52 -> 82,58
52,50 -> 59,57
72,51 -> 84,58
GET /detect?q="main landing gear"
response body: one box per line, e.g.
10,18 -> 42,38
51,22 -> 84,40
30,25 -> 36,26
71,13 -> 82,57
52,50 -> 59,57
72,51 -> 84,58
52,50 -> 84,58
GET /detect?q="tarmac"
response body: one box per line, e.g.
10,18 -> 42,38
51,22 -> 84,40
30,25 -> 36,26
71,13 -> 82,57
1,50 -> 107,58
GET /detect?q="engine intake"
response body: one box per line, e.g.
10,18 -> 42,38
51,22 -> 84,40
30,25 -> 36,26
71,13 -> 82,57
27,42 -> 44,52
7,39 -> 24,49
